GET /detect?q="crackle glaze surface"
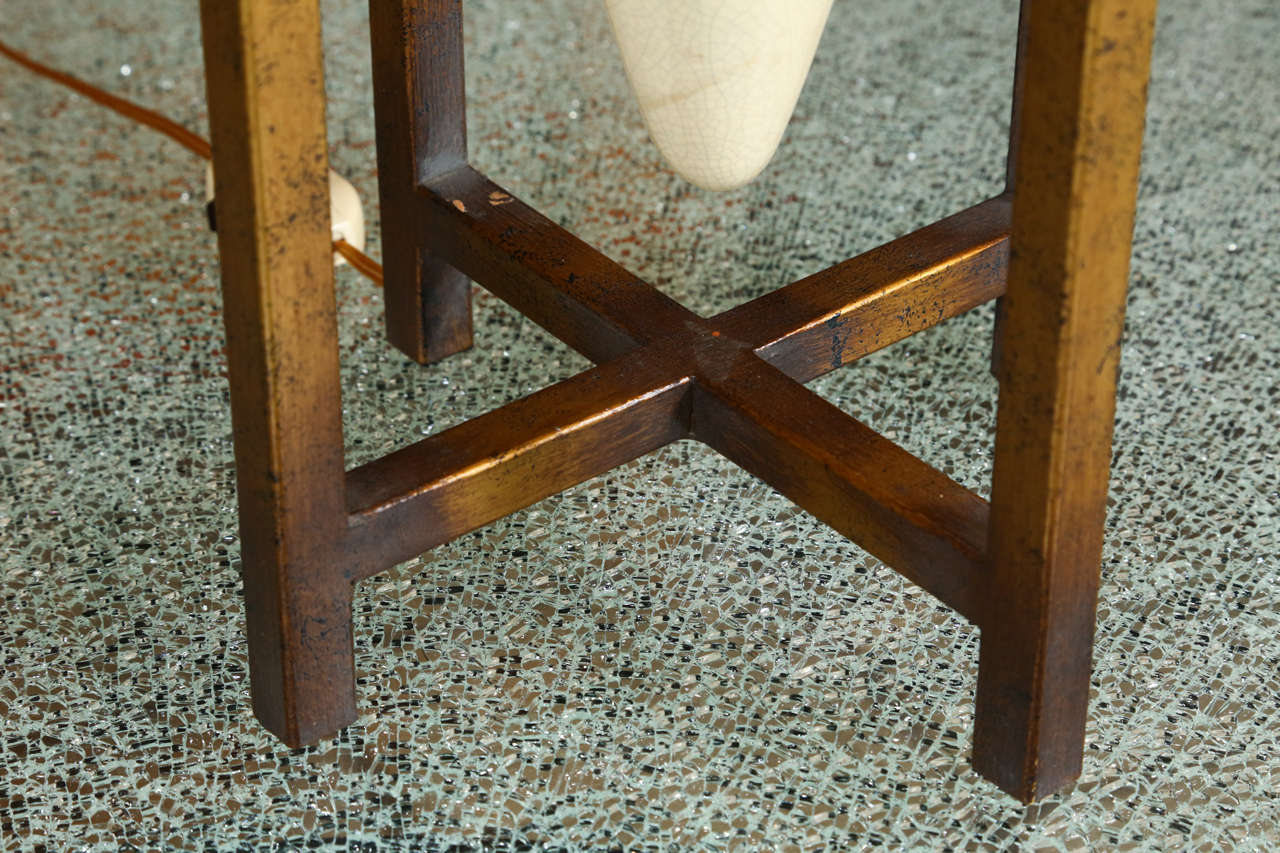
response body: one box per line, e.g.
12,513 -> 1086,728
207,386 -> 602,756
605,0 -> 834,190
1,0 -> 1278,850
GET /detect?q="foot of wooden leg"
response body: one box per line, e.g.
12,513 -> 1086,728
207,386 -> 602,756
972,614 -> 1096,802
383,249 -> 474,365
245,574 -> 357,747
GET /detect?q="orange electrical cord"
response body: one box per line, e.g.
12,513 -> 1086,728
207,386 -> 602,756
0,36 -> 384,286
333,238 -> 385,286
0,38 -> 211,159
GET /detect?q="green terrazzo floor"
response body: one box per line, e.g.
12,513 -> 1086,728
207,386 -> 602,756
1,0 -> 1277,849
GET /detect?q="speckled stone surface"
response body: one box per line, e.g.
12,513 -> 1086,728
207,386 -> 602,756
1,0 -> 1277,850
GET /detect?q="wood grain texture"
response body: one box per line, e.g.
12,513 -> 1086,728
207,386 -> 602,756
344,352 -> 693,578
692,353 -> 989,623
714,196 -> 1010,382
200,0 -> 355,747
418,167 -> 700,363
972,0 -> 1158,802
369,0 -> 473,363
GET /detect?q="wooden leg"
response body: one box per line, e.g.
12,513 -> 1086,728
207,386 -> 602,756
986,0 -> 1032,382
369,0 -> 473,364
972,0 -> 1157,801
200,0 -> 356,746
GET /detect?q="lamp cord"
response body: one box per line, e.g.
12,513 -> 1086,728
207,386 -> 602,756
0,37 -> 383,286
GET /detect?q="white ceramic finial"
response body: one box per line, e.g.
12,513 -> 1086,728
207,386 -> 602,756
204,164 -> 366,264
605,0 -> 834,191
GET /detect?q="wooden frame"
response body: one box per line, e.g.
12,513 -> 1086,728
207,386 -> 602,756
198,0 -> 1156,801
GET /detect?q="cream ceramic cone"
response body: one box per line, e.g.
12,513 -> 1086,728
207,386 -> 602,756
605,0 -> 834,191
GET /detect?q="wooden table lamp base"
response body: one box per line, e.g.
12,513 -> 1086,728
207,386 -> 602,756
198,0 -> 1156,802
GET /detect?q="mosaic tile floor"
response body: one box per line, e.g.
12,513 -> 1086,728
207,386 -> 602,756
2,0 -> 1277,849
